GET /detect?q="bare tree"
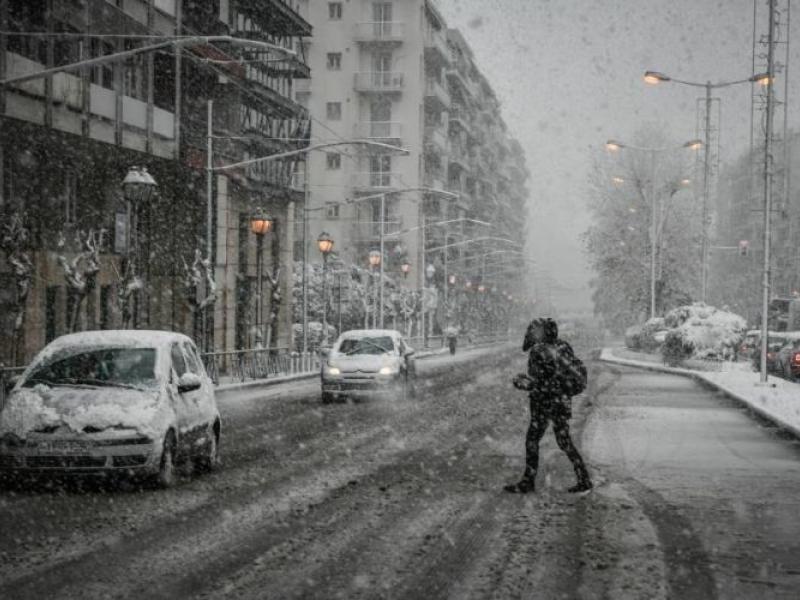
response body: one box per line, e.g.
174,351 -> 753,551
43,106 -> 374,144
181,249 -> 216,349
0,213 -> 33,364
57,229 -> 107,333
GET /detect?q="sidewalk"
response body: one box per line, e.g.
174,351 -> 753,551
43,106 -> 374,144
216,340 -> 510,395
599,347 -> 800,438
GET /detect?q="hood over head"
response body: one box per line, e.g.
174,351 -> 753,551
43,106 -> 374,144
522,318 -> 559,351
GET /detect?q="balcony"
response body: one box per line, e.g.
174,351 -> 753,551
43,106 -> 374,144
351,172 -> 404,191
447,67 -> 475,99
354,71 -> 404,94
423,171 -> 446,191
448,105 -> 472,136
424,126 -> 448,154
290,171 -> 306,192
424,30 -> 450,64
355,121 -> 403,146
448,141 -> 471,172
424,77 -> 450,108
354,22 -> 405,44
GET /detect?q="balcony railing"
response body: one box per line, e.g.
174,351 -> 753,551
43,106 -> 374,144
424,77 -> 451,107
448,105 -> 472,134
423,171 -> 446,191
354,21 -> 406,43
424,30 -> 450,63
290,171 -> 306,192
351,172 -> 404,190
424,126 -> 448,154
354,71 -> 405,93
448,141 -> 471,170
355,121 -> 403,144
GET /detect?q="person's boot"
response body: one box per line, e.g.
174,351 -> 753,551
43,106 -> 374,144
503,478 -> 535,494
567,478 -> 593,494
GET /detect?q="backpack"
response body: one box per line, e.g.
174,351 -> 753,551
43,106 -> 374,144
553,343 -> 587,397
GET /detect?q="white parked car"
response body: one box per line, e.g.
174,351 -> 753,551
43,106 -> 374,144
0,330 -> 220,487
321,329 -> 417,402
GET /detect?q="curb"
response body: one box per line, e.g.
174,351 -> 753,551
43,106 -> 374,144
598,350 -> 800,439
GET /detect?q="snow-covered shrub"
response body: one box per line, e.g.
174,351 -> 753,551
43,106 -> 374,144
638,317 -> 667,352
661,303 -> 747,361
662,330 -> 692,366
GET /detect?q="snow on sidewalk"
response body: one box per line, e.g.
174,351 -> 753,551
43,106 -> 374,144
600,347 -> 800,438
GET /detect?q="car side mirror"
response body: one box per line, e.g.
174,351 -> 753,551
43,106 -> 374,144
177,372 -> 202,394
404,349 -> 415,357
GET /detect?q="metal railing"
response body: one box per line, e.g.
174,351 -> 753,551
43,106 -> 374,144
354,71 -> 405,93
356,121 -> 403,141
201,347 -> 321,385
354,21 -> 406,43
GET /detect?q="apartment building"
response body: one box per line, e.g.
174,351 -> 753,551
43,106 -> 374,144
296,0 -> 529,320
0,0 -> 310,364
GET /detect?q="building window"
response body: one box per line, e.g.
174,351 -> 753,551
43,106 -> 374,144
326,52 -> 342,71
326,153 -> 341,170
123,40 -> 147,101
90,39 -> 115,89
328,2 -> 343,19
326,203 -> 340,219
326,102 -> 342,121
369,155 -> 392,187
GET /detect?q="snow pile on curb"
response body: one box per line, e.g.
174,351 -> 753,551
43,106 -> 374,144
599,348 -> 800,437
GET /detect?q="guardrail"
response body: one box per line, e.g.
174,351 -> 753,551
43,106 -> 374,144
200,347 -> 321,385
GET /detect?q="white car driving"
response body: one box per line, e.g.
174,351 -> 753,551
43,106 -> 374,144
0,330 -> 220,487
321,329 -> 417,402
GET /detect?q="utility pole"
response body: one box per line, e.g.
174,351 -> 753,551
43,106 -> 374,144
759,0 -> 777,384
701,81 -> 712,303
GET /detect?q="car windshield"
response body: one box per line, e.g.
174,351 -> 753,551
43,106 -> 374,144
23,347 -> 158,390
338,336 -> 395,355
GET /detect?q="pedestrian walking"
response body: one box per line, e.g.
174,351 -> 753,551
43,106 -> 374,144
505,318 -> 592,494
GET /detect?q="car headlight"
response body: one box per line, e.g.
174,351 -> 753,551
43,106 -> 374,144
326,366 -> 341,376
379,366 -> 398,375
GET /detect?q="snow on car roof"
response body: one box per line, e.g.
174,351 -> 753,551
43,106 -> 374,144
42,330 -> 194,351
336,329 -> 403,340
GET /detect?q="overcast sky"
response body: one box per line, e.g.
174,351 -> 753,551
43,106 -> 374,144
437,0 -> 797,314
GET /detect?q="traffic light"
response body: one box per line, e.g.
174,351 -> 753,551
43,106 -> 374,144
739,240 -> 749,256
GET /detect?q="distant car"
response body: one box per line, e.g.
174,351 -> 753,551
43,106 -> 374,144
738,330 -> 760,361
774,335 -> 800,382
321,329 -> 416,403
751,332 -> 795,375
0,330 -> 220,487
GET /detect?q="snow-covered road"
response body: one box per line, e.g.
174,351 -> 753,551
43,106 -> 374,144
1,346 -> 799,598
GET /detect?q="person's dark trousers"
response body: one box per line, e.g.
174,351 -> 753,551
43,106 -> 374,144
524,400 -> 590,485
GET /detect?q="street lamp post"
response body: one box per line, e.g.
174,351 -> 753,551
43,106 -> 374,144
317,232 -> 334,345
643,69 -> 770,303
368,250 -> 382,328
121,166 -> 158,328
605,138 -> 702,319
250,212 -> 274,345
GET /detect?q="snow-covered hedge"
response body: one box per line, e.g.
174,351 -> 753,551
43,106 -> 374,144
661,303 -> 747,361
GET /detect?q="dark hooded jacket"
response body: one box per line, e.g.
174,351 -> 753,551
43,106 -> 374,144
523,318 -> 577,403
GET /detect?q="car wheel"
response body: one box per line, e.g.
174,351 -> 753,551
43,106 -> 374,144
196,422 -> 220,473
321,392 -> 335,404
154,431 -> 177,489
